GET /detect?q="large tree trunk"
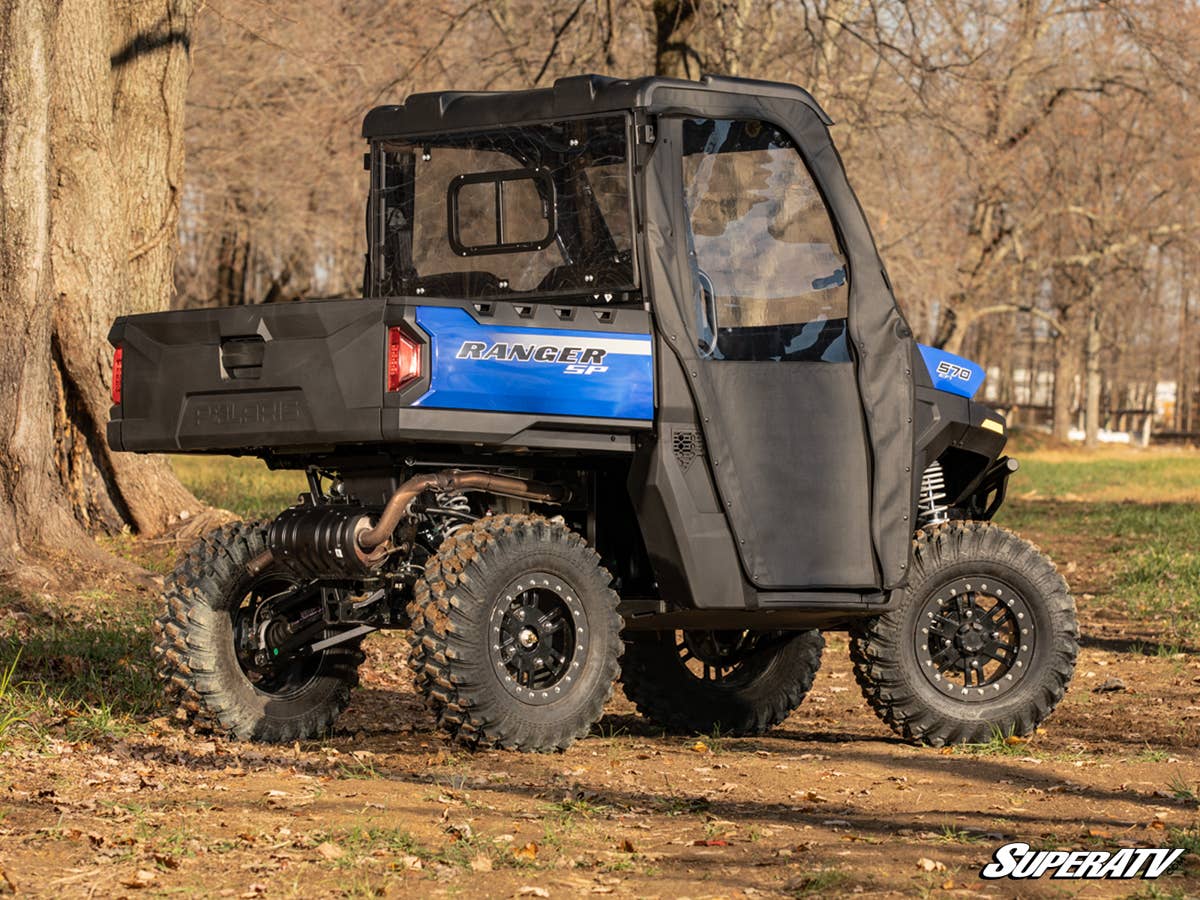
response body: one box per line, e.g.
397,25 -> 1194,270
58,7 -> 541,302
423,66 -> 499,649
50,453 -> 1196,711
0,0 -> 202,572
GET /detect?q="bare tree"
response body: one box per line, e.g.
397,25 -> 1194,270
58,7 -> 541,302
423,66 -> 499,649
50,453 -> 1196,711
0,0 -> 202,577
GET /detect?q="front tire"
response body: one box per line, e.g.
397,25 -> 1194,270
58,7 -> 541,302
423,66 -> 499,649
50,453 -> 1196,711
153,522 -> 362,743
621,630 -> 824,736
406,515 -> 622,752
850,521 -> 1078,746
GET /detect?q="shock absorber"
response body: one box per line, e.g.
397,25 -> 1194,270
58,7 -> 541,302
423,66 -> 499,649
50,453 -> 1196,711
918,460 -> 949,526
435,491 -> 474,537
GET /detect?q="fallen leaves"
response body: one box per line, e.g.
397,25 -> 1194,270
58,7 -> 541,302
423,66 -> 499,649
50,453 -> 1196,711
512,841 -> 539,862
315,841 -> 345,861
120,869 -> 158,889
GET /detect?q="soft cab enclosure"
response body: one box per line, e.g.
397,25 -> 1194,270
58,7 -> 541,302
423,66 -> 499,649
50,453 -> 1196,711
109,74 -> 917,597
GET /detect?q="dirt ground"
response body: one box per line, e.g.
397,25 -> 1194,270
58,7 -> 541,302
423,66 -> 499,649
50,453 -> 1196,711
3,484 -> 1200,897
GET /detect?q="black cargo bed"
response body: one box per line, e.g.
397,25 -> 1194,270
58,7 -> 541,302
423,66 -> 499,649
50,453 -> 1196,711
108,298 -> 386,453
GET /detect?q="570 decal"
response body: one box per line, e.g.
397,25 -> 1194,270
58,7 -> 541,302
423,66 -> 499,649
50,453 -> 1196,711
456,340 -> 610,376
936,360 -> 975,382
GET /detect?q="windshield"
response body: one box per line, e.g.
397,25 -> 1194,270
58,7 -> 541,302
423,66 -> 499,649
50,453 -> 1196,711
370,116 -> 635,302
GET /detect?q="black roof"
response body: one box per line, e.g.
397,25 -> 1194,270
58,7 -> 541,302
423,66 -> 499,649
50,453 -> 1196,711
361,73 -> 832,139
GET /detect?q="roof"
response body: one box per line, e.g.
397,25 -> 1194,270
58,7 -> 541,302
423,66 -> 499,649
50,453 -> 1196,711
361,73 -> 832,139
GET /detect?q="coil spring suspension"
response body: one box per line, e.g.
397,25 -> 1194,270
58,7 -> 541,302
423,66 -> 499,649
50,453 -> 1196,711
437,492 -> 474,536
918,461 -> 949,526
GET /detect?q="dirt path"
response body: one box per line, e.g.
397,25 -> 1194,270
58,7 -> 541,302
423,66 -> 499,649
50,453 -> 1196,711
2,500 -> 1200,898
2,623 -> 1198,899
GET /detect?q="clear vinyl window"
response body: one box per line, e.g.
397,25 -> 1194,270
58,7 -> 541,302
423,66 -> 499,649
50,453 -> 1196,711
681,117 -> 850,362
373,116 -> 634,301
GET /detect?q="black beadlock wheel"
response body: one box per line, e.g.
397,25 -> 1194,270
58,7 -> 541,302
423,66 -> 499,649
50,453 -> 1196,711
850,521 -> 1078,747
405,514 -> 622,752
152,522 -> 363,743
621,629 -> 825,736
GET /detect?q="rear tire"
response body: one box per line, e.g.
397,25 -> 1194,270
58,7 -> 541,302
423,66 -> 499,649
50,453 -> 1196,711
153,522 -> 362,743
850,521 -> 1077,746
621,630 -> 824,736
406,515 -> 622,752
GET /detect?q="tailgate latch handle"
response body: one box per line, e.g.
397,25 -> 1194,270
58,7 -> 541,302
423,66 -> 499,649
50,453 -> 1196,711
219,335 -> 266,380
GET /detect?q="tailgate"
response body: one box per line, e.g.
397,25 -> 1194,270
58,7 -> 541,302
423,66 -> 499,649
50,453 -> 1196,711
108,298 -> 386,452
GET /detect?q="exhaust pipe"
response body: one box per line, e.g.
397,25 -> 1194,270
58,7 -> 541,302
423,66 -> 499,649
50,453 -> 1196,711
246,469 -> 567,578
356,470 -> 567,552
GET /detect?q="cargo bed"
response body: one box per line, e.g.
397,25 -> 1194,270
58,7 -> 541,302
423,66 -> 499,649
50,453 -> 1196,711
107,297 -> 655,456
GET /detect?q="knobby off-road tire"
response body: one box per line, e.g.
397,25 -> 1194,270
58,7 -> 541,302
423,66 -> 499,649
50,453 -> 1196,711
621,630 -> 824,736
850,521 -> 1077,747
406,515 -> 622,752
153,521 -> 363,742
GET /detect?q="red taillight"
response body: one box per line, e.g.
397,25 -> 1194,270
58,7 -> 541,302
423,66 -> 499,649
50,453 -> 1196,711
386,327 -> 420,392
111,345 -> 123,405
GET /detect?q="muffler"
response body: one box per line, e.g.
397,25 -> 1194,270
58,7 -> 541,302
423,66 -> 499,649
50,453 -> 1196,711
247,469 -> 568,579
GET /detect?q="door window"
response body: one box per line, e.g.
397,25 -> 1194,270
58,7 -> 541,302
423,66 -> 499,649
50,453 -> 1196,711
681,118 -> 850,361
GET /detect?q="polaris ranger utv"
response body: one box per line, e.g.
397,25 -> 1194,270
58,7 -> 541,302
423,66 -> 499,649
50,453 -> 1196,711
110,74 -> 1078,751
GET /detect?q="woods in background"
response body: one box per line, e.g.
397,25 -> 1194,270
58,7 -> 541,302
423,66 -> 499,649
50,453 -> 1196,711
178,0 -> 1200,443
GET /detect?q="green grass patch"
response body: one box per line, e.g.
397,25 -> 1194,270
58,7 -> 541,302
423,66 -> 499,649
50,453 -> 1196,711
1000,495 -> 1200,640
1011,451 -> 1200,503
784,867 -> 853,897
1168,824 -> 1200,858
956,727 -> 1035,758
0,652 -> 27,742
935,824 -> 986,844
315,824 -> 543,872
169,454 -> 304,519
0,600 -> 158,745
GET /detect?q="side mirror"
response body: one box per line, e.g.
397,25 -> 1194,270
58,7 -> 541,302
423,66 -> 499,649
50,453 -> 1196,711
447,169 -> 556,256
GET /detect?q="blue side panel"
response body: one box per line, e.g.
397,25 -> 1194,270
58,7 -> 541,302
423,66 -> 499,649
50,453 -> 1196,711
413,306 -> 654,420
918,344 -> 986,399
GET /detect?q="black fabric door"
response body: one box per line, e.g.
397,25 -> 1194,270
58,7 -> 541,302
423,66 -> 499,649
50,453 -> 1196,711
644,106 -> 914,592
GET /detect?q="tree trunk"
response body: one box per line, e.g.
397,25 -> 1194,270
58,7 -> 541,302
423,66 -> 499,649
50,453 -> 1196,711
0,0 -> 202,573
1177,259 -> 1191,433
653,0 -> 702,78
1084,305 -> 1102,447
1051,305 -> 1080,443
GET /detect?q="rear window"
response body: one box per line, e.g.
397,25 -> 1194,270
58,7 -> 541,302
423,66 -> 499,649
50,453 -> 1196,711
371,116 -> 635,302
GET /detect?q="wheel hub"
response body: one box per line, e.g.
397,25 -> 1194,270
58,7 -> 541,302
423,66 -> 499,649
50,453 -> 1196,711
232,577 -> 326,698
955,622 -> 986,654
489,573 -> 586,706
674,630 -> 770,684
914,576 -> 1035,701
